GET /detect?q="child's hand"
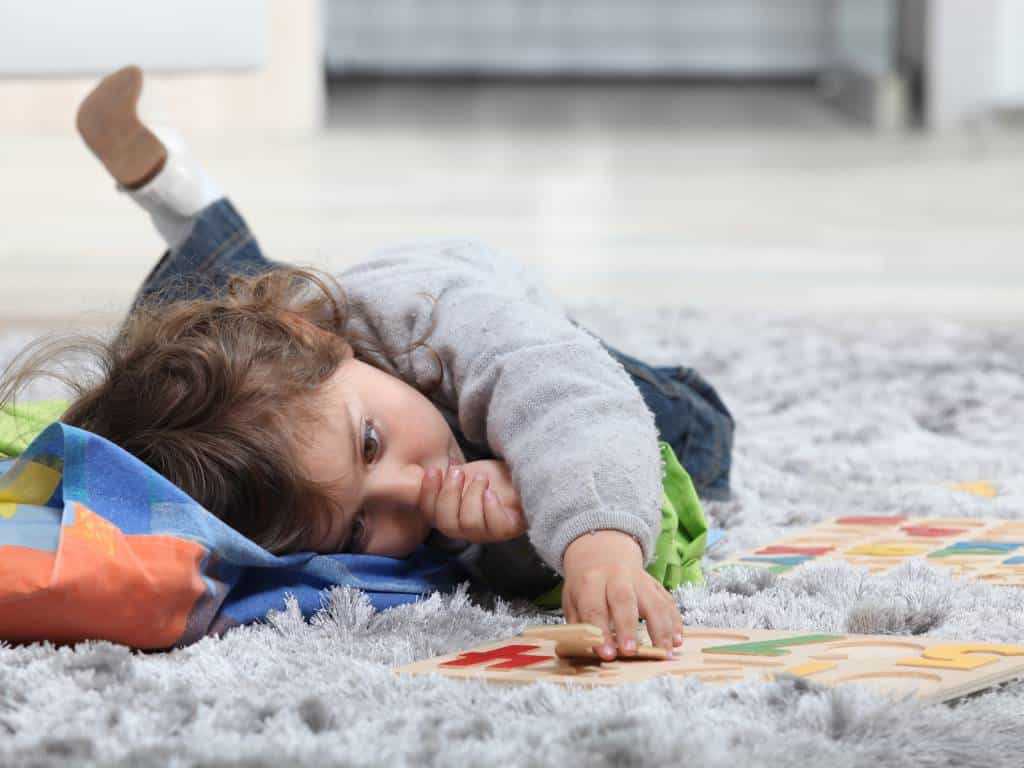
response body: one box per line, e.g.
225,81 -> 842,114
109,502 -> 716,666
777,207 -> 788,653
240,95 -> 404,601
561,530 -> 685,660
418,459 -> 528,544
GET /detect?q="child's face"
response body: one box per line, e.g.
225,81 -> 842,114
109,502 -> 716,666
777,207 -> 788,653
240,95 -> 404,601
299,358 -> 466,558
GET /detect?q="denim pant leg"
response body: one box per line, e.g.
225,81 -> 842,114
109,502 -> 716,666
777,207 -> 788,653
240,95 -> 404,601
604,346 -> 735,501
132,199 -> 280,311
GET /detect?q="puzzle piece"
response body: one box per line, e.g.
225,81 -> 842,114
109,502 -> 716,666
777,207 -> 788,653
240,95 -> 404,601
835,516 -> 907,526
898,644 -> 1024,671
741,555 -> 816,566
928,541 -> 1024,557
782,661 -> 837,677
704,634 -> 843,656
948,481 -> 997,498
522,623 -> 669,661
440,645 -> 552,670
755,546 -> 834,556
846,544 -> 928,557
900,526 -> 968,538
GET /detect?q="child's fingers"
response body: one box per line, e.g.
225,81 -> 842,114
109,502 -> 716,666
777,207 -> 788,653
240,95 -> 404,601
456,474 -> 489,540
656,583 -> 686,647
572,580 -> 618,661
483,490 -> 525,541
561,586 -> 578,624
637,584 -> 679,654
433,467 -> 466,537
417,468 -> 442,527
606,578 -> 641,656
663,588 -> 686,647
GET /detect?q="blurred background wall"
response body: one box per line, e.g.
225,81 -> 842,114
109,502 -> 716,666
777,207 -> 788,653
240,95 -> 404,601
0,0 -> 1022,327
2,0 -> 1022,136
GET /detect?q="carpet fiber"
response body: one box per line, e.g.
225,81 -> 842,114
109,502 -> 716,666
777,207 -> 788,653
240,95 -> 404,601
2,306 -> 1023,767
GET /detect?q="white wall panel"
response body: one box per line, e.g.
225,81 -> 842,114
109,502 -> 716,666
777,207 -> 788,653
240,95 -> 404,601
0,0 -> 265,75
994,0 -> 1024,106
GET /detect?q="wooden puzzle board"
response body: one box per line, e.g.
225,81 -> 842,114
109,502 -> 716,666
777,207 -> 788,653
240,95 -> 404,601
393,625 -> 1024,703
715,516 -> 1024,586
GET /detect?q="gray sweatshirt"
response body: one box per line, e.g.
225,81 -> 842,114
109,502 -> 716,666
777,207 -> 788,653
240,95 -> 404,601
337,239 -> 664,582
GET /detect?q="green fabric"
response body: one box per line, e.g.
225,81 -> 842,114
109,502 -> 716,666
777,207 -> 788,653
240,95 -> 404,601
531,441 -> 708,609
0,400 -> 70,457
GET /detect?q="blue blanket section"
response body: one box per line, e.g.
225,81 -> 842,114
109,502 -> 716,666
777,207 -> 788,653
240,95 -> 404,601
0,424 -> 472,644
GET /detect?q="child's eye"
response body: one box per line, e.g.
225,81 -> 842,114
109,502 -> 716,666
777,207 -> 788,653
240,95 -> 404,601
362,419 -> 381,463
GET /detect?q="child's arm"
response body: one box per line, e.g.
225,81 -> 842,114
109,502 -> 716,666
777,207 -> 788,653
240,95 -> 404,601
340,240 -> 674,654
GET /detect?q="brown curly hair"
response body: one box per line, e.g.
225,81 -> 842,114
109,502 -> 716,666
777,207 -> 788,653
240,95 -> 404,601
0,267 -> 441,554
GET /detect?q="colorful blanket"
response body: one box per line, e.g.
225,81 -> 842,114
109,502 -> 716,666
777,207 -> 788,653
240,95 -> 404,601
0,423 -> 472,650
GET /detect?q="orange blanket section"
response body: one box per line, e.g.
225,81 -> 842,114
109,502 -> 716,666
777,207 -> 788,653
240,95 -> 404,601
1,502 -> 207,649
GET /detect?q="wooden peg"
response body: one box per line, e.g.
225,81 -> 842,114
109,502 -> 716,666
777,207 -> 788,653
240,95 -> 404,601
522,623 -> 670,661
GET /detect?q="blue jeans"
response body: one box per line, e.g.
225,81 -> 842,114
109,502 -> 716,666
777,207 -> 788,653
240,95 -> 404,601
134,199 -> 734,502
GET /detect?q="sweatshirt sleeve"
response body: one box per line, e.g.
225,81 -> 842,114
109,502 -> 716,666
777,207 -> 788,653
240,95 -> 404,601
337,239 -> 664,576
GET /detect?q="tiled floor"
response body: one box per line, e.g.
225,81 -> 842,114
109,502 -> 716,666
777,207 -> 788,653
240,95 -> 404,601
2,81 -> 1023,329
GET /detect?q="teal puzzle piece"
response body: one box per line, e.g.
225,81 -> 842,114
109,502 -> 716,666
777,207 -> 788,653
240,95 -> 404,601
740,555 -> 815,566
929,541 -> 1023,558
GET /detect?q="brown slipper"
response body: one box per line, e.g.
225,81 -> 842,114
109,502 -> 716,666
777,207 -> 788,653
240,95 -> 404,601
76,65 -> 167,189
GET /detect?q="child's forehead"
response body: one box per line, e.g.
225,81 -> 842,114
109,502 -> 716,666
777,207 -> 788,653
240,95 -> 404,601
327,360 -> 361,400
295,388 -> 359,493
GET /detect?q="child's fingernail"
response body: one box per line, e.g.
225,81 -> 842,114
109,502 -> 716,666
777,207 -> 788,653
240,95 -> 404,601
673,632 -> 684,645
449,468 -> 463,484
601,644 -> 615,657
624,639 -> 637,652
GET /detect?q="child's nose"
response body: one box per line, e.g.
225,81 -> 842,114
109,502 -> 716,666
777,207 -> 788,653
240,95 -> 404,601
372,464 -> 426,508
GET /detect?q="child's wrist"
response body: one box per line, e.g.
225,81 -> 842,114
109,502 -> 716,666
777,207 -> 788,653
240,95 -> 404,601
563,529 -> 643,571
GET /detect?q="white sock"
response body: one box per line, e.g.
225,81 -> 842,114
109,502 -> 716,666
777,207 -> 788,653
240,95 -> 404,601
123,126 -> 223,249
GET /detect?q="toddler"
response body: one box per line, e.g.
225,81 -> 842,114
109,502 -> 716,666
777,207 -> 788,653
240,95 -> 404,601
2,67 -> 734,660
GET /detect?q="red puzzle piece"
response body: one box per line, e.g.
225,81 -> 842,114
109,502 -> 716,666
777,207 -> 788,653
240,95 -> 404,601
440,644 -> 554,669
835,516 -> 907,526
900,526 -> 968,538
756,546 -> 834,556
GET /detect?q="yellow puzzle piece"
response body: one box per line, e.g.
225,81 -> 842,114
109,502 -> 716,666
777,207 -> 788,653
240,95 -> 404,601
948,481 -> 997,498
846,544 -> 928,557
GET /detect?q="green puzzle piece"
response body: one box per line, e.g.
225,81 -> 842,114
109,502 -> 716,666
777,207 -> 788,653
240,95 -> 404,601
703,634 -> 845,656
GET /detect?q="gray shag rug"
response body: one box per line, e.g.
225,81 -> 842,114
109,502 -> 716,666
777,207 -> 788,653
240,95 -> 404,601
2,306 -> 1024,768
